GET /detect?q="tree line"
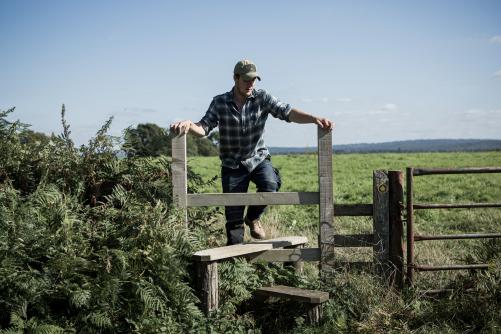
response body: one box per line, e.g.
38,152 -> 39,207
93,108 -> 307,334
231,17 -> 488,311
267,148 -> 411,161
21,122 -> 219,157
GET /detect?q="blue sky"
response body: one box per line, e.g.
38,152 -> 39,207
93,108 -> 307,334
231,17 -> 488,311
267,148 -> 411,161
1,0 -> 500,147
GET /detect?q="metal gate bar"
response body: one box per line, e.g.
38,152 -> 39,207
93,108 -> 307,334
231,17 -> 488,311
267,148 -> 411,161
406,166 -> 501,285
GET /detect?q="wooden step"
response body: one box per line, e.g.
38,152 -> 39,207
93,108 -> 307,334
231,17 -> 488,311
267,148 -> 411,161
193,236 -> 308,262
255,285 -> 329,304
255,285 -> 329,325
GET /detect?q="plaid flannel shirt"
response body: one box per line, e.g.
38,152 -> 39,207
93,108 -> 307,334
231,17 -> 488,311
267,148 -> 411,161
198,88 -> 292,171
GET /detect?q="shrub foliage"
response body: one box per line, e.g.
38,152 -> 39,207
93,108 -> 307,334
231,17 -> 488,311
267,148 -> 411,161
0,107 -> 207,333
1,106 -> 500,333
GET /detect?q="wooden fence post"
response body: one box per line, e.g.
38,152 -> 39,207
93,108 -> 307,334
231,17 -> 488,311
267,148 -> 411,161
196,261 -> 218,314
318,126 -> 335,274
171,134 -> 188,225
373,170 -> 390,280
388,170 -> 404,289
284,244 -> 305,274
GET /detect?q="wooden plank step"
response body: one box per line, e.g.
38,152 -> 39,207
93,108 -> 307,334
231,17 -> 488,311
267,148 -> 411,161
248,236 -> 308,248
255,285 -> 329,304
248,248 -> 320,263
193,236 -> 308,262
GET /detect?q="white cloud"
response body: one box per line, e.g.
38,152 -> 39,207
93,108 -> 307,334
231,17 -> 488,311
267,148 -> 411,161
366,103 -> 399,115
493,70 -> 501,78
300,97 -> 329,103
336,97 -> 352,102
464,108 -> 501,115
123,107 -> 157,114
465,108 -> 483,114
381,103 -> 397,111
490,35 -> 501,44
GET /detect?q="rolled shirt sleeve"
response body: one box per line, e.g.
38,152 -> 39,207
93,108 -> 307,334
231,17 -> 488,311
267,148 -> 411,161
198,99 -> 219,136
262,90 -> 292,122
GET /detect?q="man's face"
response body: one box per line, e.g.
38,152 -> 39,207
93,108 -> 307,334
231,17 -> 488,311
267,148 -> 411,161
235,76 -> 257,97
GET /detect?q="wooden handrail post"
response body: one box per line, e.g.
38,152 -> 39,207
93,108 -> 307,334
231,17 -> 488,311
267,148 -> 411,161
171,134 -> 188,225
318,126 -> 335,274
373,170 -> 390,280
388,170 -> 404,289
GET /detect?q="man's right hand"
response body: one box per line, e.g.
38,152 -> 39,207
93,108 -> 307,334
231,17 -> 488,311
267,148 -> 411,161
170,120 -> 206,137
170,120 -> 193,134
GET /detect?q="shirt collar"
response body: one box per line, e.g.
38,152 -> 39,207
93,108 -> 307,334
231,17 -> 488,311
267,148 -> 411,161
226,87 -> 257,103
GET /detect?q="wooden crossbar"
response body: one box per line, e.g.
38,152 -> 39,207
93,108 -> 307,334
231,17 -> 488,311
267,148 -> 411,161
187,192 -> 319,206
334,234 -> 374,247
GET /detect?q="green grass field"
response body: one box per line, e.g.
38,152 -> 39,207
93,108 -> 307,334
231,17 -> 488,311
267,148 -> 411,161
189,151 -> 501,289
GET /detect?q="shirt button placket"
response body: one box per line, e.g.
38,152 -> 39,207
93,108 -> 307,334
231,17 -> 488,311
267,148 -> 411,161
241,103 -> 246,134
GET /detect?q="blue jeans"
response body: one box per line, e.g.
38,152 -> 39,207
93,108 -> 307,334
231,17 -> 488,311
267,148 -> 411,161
222,158 -> 281,245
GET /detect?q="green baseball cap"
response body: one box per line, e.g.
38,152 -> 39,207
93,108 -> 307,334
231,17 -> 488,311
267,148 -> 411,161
234,59 -> 261,81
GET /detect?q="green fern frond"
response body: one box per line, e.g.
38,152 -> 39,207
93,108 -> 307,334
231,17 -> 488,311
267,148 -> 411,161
31,324 -> 65,334
0,329 -> 23,334
87,311 -> 112,329
136,281 -> 167,316
70,289 -> 91,308
9,312 -> 25,330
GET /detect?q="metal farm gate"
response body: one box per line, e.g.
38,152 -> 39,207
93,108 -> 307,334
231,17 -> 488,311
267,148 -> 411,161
406,167 -> 501,286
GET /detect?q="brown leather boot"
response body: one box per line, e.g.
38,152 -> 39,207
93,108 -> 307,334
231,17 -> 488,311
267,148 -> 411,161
245,217 -> 266,239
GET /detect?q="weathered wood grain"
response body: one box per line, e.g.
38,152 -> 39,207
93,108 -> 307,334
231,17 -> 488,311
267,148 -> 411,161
171,134 -> 187,224
318,127 -> 335,273
193,236 -> 308,262
248,247 -> 320,263
187,192 -> 319,206
333,234 -> 374,247
388,170 -> 404,289
373,170 -> 390,279
197,261 -> 218,314
255,285 -> 329,304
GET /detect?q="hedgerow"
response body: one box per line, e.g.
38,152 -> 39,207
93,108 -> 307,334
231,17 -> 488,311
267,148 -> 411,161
0,107 -> 207,333
1,106 -> 500,333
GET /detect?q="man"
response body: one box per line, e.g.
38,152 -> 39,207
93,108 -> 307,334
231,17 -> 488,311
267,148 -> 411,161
170,59 -> 334,245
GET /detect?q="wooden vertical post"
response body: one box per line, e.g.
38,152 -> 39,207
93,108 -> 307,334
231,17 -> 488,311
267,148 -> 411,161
171,134 -> 188,224
284,244 -> 304,274
388,170 -> 404,289
306,304 -> 323,325
373,170 -> 390,280
196,261 -> 219,314
317,127 -> 335,274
